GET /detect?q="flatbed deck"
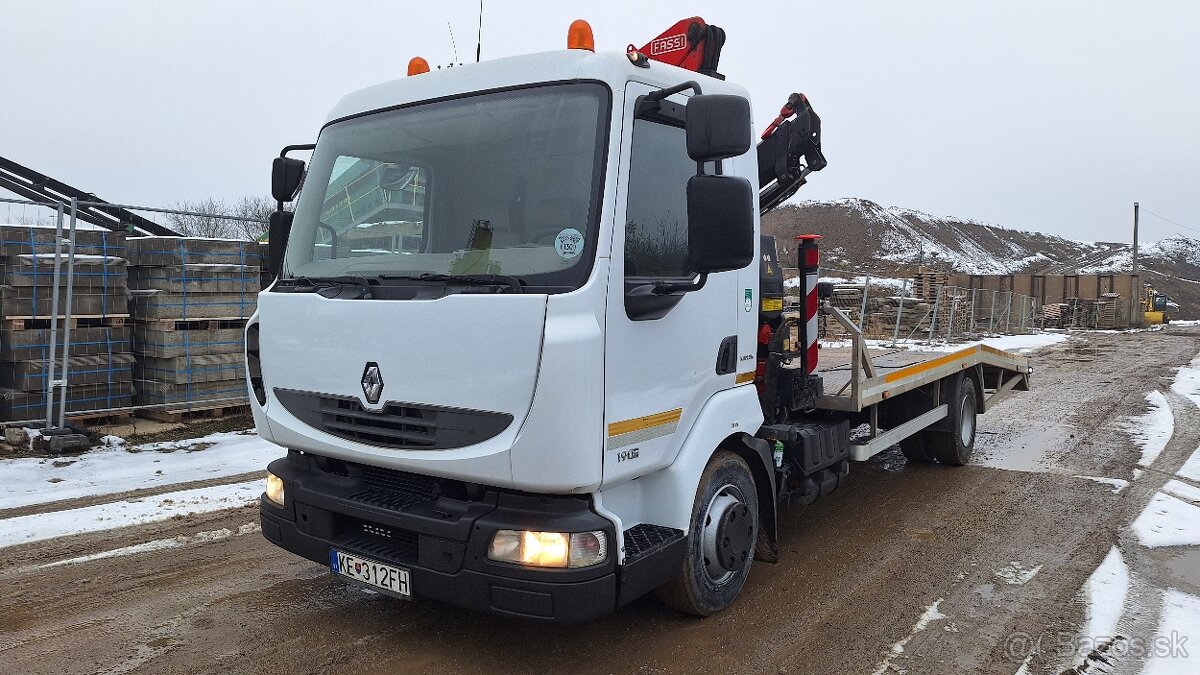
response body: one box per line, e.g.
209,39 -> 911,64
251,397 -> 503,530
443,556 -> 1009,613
808,342 -> 1030,413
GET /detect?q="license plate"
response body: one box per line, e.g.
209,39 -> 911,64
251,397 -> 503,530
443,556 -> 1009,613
330,549 -> 412,599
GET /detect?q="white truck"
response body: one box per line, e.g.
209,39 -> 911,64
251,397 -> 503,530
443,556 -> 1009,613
250,18 -> 1031,621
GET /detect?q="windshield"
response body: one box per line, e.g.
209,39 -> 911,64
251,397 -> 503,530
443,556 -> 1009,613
284,83 -> 610,291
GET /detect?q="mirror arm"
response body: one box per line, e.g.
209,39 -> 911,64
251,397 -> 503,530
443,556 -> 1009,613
637,80 -> 704,118
276,143 -> 317,210
653,273 -> 708,295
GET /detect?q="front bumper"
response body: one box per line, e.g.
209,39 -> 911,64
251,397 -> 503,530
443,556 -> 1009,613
260,451 -> 675,622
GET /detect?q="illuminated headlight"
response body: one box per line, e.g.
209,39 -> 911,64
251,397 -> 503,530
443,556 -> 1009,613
487,530 -> 607,568
265,471 -> 285,506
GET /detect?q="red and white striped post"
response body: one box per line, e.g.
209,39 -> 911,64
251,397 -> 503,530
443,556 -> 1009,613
795,234 -> 822,375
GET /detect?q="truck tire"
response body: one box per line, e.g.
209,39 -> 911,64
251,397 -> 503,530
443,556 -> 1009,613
656,451 -> 758,616
928,375 -> 977,466
899,433 -> 935,463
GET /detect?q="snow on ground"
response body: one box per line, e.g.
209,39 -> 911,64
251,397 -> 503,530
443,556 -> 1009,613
1129,491 -> 1200,548
870,598 -> 947,675
1170,355 -> 1200,408
884,332 -> 1069,354
1139,589 -> 1200,675
1121,391 -> 1174,468
1177,446 -> 1200,483
0,480 -> 261,548
29,522 -> 261,570
1080,547 -> 1129,638
821,331 -> 1070,355
0,430 -> 282,510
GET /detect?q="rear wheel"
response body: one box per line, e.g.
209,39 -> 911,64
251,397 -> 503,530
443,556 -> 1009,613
899,433 -> 935,463
656,451 -> 758,616
928,375 -> 978,466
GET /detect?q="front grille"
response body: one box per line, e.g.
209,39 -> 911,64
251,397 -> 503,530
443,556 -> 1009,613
275,389 -> 512,450
322,398 -> 438,447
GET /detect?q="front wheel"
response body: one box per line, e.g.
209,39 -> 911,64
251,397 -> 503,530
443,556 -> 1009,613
655,451 -> 759,616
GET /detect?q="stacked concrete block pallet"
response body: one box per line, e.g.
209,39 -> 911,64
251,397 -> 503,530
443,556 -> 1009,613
0,226 -> 133,422
127,237 -> 261,419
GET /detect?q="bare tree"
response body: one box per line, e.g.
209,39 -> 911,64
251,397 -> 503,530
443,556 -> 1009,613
165,196 -> 273,240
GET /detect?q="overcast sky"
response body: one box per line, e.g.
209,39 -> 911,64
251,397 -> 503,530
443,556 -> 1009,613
1,1 -> 1197,242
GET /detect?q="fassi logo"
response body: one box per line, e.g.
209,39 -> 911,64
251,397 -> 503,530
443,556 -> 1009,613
650,33 -> 687,55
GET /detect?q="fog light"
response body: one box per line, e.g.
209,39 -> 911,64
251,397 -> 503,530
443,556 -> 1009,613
265,471 -> 285,506
487,530 -> 607,568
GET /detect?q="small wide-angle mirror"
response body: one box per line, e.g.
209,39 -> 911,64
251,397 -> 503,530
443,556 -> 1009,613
272,157 -> 306,203
685,94 -> 752,162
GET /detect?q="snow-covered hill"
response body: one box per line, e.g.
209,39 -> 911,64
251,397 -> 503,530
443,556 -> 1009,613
762,198 -> 1200,318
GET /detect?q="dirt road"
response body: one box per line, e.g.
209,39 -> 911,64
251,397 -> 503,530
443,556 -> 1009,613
3,329 -> 1200,675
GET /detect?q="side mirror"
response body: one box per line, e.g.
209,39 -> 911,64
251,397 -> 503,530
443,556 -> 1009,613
687,174 -> 754,274
266,211 -> 293,279
686,94 -> 752,161
272,157 -> 306,203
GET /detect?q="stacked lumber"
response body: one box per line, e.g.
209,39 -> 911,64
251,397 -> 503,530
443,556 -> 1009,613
0,226 -> 132,421
127,237 -> 260,417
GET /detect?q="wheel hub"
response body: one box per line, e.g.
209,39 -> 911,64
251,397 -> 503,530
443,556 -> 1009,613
701,485 -> 754,584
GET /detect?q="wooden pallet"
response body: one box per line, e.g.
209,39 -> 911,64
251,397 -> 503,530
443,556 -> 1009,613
132,316 -> 250,331
2,314 -> 129,330
135,402 -> 249,423
65,410 -> 135,425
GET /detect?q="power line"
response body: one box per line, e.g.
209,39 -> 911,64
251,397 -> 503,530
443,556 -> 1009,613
1140,206 -> 1200,236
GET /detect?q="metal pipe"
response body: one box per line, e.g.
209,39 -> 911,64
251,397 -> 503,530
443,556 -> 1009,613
44,204 -> 66,428
989,290 -> 997,334
928,285 -> 942,342
57,199 -> 80,428
891,278 -> 909,346
859,274 -> 871,331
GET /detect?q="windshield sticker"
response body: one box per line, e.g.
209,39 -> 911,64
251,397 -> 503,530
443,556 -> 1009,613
554,228 -> 584,260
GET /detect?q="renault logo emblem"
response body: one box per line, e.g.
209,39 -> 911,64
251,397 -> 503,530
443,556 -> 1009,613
361,362 -> 384,404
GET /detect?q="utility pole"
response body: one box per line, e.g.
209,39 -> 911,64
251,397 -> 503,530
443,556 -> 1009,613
1131,201 -> 1140,327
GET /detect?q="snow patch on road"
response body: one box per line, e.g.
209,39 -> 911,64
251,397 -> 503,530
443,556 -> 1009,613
1161,479 -> 1200,504
1140,589 -> 1200,675
1080,547 -> 1129,639
0,430 -> 282,510
26,522 -> 262,570
995,562 -> 1043,585
1177,446 -> 1200,483
0,480 -> 261,548
1130,491 -> 1200,548
870,598 -> 947,675
1170,356 -> 1200,408
1121,391 -> 1174,468
1075,476 -> 1130,493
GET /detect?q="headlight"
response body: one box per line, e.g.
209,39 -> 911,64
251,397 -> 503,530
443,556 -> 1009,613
265,471 -> 285,506
487,530 -> 607,568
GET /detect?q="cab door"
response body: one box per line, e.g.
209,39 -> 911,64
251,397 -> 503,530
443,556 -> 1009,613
602,83 -> 739,484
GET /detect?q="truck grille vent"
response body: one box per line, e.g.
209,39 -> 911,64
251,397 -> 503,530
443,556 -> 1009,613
623,524 -> 685,564
274,389 -> 512,450
323,398 -> 438,447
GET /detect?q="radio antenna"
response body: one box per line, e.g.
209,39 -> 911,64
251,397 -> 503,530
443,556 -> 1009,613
447,20 -> 459,65
475,0 -> 483,62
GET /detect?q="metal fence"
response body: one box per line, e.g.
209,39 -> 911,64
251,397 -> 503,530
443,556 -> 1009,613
789,267 -> 1043,345
0,196 -> 265,431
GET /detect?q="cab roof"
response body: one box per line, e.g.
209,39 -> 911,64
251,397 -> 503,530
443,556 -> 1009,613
324,50 -> 750,126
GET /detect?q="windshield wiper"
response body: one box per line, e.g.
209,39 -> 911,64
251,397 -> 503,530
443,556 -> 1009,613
279,275 -> 377,299
380,273 -> 525,294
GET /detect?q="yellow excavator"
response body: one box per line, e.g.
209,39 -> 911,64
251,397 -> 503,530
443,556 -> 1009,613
1143,285 -> 1171,325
